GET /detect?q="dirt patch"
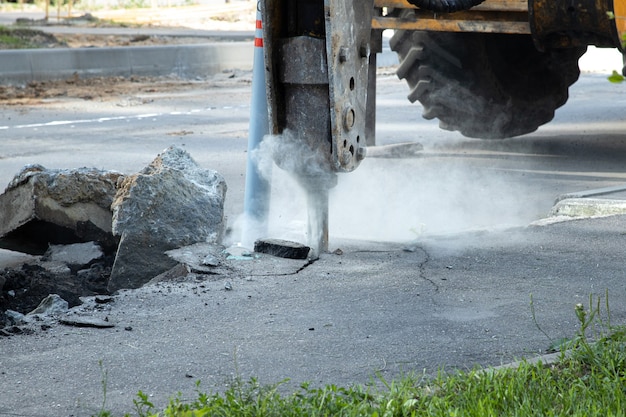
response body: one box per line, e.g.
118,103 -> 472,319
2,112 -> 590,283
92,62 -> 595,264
0,68 -> 253,105
0,258 -> 112,313
0,75 -> 199,104
0,28 -> 250,103
0,26 -> 62,49
58,32 -> 219,48
0,27 -> 229,50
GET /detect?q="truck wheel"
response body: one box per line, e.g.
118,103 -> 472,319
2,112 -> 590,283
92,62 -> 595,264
389,30 -> 586,138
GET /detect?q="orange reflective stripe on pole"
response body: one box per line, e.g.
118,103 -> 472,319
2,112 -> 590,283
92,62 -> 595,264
255,18 -> 264,47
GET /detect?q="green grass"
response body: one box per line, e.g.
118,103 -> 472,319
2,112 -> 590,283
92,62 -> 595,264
96,294 -> 626,416
0,25 -> 35,48
0,25 -> 61,49
0,33 -> 27,48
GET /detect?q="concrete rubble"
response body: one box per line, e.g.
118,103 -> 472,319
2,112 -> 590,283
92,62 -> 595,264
254,238 -> 311,259
0,146 -> 229,332
0,164 -> 123,254
1,293 -> 70,336
42,242 -> 105,267
164,242 -> 227,274
27,293 -> 69,316
0,242 -> 111,326
108,146 -> 227,292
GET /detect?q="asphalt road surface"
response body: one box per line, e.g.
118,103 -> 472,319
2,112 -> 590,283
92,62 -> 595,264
1,60 -> 625,244
2,53 -> 626,417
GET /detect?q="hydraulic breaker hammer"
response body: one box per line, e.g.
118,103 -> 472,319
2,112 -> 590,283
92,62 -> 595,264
257,0 -> 625,254
260,0 -> 375,255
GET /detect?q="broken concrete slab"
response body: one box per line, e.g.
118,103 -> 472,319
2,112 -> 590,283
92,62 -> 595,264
108,146 -> 227,292
254,238 -> 311,259
59,316 -> 115,329
0,249 -> 39,271
42,242 -> 104,269
4,310 -> 26,326
165,242 -> 225,274
0,165 -> 123,254
27,294 -> 69,316
165,242 -> 312,280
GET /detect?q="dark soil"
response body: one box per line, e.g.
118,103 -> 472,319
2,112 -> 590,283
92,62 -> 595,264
0,254 -> 113,328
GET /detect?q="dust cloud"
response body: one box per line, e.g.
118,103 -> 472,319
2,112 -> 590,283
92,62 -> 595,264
329,151 -> 539,242
237,134 -> 550,248
237,131 -> 331,249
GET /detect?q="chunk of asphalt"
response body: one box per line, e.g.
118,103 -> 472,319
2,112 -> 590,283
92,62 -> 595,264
254,238 -> 311,260
27,294 -> 69,316
0,165 -> 121,255
59,317 -> 115,328
42,242 -> 104,268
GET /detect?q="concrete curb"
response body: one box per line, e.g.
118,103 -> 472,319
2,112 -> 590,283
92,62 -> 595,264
538,184 -> 626,223
2,35 -> 614,86
0,41 -> 399,85
551,198 -> 626,218
0,42 -> 253,84
530,184 -> 626,227
555,184 -> 626,203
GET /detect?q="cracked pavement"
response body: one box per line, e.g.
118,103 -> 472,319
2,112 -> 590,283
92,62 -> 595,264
3,216 -> 626,417
2,53 -> 626,415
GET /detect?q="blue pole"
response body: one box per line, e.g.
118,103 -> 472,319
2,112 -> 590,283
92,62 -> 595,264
242,4 -> 271,248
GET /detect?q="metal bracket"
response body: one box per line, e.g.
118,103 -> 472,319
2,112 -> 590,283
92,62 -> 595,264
325,0 -> 374,172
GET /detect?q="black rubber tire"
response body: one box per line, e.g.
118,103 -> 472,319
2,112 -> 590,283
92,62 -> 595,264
389,29 -> 587,139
